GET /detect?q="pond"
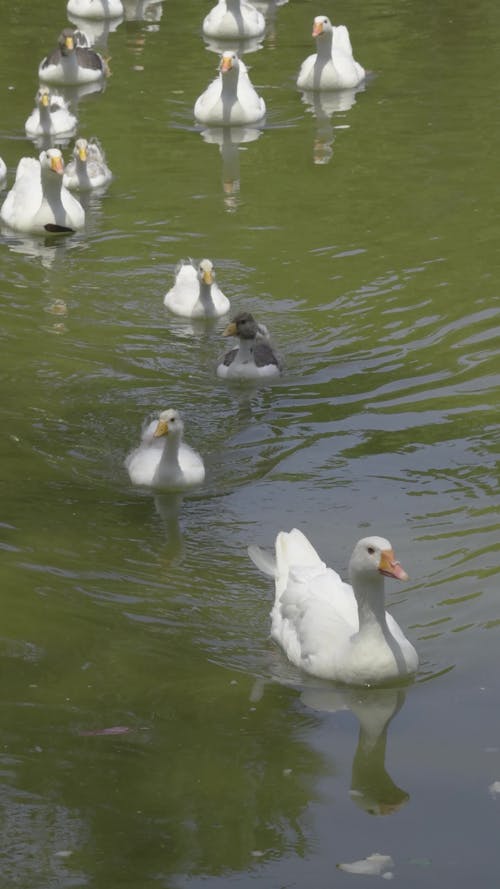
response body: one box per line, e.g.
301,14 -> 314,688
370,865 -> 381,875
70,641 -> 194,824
0,0 -> 499,886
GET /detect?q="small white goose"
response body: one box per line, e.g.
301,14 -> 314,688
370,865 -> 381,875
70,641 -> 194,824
164,259 -> 230,319
63,138 -> 112,190
0,149 -> 85,234
125,409 -> 205,492
217,311 -> 282,380
297,15 -> 365,91
39,28 -> 109,85
195,52 -> 266,127
25,86 -> 78,140
67,0 -> 124,18
248,530 -> 418,686
203,0 -> 266,40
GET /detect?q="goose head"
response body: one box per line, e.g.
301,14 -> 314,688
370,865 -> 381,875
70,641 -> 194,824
40,148 -> 65,177
222,311 -> 259,340
198,258 -> 215,287
153,409 -> 184,440
36,86 -> 52,108
220,51 -> 241,78
312,15 -> 333,39
58,28 -> 77,55
348,537 -> 408,585
73,138 -> 89,163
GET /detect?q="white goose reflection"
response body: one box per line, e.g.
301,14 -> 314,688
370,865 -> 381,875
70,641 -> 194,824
123,0 -> 163,25
200,125 -> 264,212
299,85 -> 364,165
153,493 -> 185,563
301,684 -> 409,815
203,34 -> 263,56
66,15 -> 123,48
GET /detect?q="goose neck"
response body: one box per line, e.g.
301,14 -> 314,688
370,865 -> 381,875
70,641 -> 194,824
353,573 -> 388,634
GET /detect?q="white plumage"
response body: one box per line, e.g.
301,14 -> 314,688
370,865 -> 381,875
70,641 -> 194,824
297,15 -> 365,91
164,259 -> 230,319
195,52 -> 266,127
25,86 -> 78,140
125,409 -> 205,492
63,138 -> 112,190
203,0 -> 266,40
249,530 -> 418,686
0,149 -> 85,234
67,0 -> 124,18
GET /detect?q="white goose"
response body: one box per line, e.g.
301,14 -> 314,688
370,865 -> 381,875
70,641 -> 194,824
164,259 -> 230,319
39,28 -> 109,85
25,86 -> 78,140
0,157 -> 6,185
63,138 -> 112,189
0,149 -> 85,234
203,0 -> 266,40
217,311 -> 282,380
195,52 -> 266,127
297,15 -> 365,91
248,531 -> 418,686
125,409 -> 205,492
67,0 -> 124,18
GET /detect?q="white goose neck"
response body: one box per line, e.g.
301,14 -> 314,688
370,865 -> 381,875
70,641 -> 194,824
317,30 -> 333,59
236,337 -> 255,363
199,281 -> 216,309
159,432 -> 182,470
353,572 -> 388,635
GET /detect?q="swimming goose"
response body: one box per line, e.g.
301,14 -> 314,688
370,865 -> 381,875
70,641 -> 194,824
217,311 -> 282,379
164,259 -> 230,319
0,149 -> 85,234
248,530 -> 418,686
39,28 -> 109,85
195,52 -> 266,127
63,138 -> 112,189
297,15 -> 365,91
203,0 -> 265,40
24,86 -> 78,140
125,409 -> 205,492
67,0 -> 124,18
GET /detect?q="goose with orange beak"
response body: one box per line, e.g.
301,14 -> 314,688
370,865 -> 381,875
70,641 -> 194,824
39,27 -> 109,85
0,149 -> 85,234
297,14 -> 365,91
63,138 -> 112,190
164,258 -> 230,319
248,532 -> 418,685
194,51 -> 266,127
25,86 -> 78,141
125,409 -> 205,492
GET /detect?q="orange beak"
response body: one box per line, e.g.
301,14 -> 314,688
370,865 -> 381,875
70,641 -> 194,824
78,145 -> 88,162
220,55 -> 233,73
65,35 -> 75,51
378,549 -> 408,581
202,268 -> 214,285
41,92 -> 50,107
222,321 -> 237,337
312,21 -> 324,37
153,418 -> 169,438
50,155 -> 64,175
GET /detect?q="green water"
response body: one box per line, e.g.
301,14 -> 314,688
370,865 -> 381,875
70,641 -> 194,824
0,0 -> 499,886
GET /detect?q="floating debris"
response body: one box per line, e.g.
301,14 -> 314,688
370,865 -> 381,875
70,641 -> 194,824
338,853 -> 394,878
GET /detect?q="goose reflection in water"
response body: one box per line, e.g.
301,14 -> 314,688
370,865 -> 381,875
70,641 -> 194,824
299,86 -> 364,165
66,15 -> 123,48
123,0 -> 163,26
301,685 -> 409,815
153,493 -> 185,563
200,125 -> 263,212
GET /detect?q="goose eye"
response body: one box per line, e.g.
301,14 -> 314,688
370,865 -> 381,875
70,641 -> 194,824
367,546 -> 375,555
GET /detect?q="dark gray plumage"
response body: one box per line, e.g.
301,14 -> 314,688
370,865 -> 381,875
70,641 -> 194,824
217,312 -> 282,380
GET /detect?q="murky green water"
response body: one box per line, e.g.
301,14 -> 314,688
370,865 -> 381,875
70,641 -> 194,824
0,0 -> 499,886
